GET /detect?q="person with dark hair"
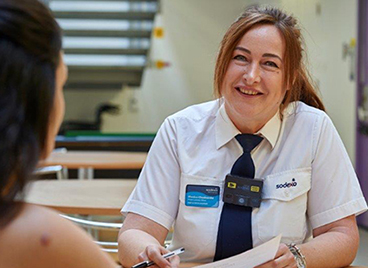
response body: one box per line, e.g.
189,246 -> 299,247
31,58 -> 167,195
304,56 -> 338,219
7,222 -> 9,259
0,0 -> 117,267
118,5 -> 367,268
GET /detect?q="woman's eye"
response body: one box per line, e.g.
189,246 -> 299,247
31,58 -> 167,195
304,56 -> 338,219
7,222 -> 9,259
233,55 -> 247,62
264,61 -> 278,68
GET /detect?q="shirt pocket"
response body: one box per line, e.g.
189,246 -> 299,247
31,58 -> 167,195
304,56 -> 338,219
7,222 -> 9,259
175,173 -> 223,248
255,168 -> 311,245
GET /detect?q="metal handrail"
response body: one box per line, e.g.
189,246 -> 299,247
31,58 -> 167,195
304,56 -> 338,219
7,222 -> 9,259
102,248 -> 118,253
60,214 -> 123,230
61,214 -> 173,254
95,241 -> 119,246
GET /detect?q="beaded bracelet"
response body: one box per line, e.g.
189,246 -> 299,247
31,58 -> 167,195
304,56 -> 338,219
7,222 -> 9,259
288,243 -> 307,268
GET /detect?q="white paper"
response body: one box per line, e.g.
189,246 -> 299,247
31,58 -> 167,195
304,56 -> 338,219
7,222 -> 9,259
193,234 -> 282,268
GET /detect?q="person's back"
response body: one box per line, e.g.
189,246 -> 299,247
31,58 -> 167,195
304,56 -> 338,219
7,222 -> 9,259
0,204 -> 116,268
0,1 -> 117,267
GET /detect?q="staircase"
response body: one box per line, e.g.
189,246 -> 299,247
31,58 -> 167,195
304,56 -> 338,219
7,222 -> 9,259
45,0 -> 159,89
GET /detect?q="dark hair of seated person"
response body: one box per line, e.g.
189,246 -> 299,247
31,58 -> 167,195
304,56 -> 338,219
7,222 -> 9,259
0,0 -> 62,227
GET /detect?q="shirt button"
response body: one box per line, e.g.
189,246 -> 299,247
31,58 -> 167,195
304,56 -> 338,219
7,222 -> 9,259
285,190 -> 290,197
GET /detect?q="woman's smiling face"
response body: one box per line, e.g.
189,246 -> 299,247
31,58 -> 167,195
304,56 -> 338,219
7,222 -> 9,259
221,24 -> 287,133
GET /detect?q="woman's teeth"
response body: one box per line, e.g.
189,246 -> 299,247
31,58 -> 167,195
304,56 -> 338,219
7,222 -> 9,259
237,87 -> 259,95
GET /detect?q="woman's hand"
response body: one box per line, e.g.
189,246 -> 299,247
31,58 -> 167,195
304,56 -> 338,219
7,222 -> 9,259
254,243 -> 297,268
138,245 -> 180,268
118,213 -> 172,267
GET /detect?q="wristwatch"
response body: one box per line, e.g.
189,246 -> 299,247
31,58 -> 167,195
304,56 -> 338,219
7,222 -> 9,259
288,243 -> 307,268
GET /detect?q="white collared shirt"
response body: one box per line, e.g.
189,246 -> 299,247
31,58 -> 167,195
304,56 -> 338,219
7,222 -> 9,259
122,99 -> 367,263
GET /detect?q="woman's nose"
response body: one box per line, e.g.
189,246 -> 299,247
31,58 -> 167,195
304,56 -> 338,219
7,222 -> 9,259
242,63 -> 261,85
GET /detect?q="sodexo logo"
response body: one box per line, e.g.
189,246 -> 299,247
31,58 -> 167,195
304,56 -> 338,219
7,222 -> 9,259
276,178 -> 297,189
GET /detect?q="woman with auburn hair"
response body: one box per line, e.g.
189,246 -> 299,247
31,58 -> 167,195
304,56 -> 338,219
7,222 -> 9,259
119,5 -> 367,268
0,0 -> 117,267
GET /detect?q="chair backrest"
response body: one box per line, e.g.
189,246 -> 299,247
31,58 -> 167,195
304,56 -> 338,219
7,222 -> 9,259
61,214 -> 173,256
35,148 -> 68,180
61,214 -> 122,253
34,165 -> 66,180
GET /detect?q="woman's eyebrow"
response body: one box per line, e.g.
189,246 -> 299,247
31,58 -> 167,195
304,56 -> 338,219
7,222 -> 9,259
234,46 -> 282,62
234,46 -> 251,54
263,53 -> 283,62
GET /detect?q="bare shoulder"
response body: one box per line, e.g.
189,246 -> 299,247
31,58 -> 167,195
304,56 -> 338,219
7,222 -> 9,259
0,204 -> 116,268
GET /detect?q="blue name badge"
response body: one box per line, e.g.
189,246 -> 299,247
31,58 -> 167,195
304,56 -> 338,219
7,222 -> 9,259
185,185 -> 220,208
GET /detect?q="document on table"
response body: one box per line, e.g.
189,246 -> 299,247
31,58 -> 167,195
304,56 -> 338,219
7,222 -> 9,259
193,234 -> 282,268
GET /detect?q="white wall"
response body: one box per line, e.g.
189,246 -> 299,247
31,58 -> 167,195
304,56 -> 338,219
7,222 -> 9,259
280,0 -> 358,163
64,0 -> 358,162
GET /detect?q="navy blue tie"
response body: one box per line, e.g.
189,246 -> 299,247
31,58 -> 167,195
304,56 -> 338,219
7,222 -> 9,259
214,134 -> 263,261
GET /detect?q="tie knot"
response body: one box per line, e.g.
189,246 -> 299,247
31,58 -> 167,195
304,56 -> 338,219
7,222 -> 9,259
235,134 -> 263,153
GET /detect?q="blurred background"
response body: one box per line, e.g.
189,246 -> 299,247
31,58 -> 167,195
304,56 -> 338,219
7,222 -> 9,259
38,0 -> 368,264
42,0 -> 366,214
48,0 -> 357,141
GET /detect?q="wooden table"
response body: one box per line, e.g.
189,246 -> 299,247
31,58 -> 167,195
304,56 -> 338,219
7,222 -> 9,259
55,133 -> 155,151
25,179 -> 137,215
39,151 -> 147,179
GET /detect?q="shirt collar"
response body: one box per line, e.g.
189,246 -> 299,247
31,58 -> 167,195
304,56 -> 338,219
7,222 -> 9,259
215,102 -> 282,150
256,111 -> 281,149
215,102 -> 240,150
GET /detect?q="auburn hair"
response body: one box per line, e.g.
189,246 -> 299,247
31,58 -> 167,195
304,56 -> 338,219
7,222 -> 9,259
214,5 -> 325,112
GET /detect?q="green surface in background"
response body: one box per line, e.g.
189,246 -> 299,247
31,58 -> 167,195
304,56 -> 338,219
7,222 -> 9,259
64,131 -> 156,137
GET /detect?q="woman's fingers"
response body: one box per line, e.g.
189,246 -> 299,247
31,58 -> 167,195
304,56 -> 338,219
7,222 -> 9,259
138,245 -> 181,268
168,255 -> 180,268
137,251 -> 148,262
146,245 -> 171,268
254,243 -> 297,268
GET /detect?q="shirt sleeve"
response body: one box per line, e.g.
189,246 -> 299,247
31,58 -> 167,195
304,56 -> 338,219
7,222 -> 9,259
121,117 -> 181,230
308,113 -> 368,229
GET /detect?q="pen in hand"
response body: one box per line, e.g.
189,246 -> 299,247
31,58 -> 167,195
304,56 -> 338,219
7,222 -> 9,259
131,247 -> 185,268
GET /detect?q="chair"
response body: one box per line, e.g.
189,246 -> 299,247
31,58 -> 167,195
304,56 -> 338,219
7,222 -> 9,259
34,165 -> 66,180
61,214 -> 173,255
61,214 -> 122,253
35,147 -> 69,180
